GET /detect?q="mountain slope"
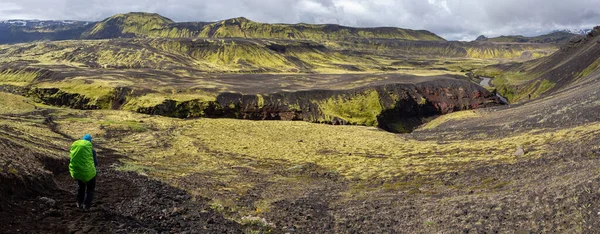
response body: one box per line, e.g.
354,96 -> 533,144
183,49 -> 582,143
195,17 -> 445,41
479,27 -> 600,101
81,12 -> 180,39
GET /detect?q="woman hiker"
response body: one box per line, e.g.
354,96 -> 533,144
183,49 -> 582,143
69,134 -> 98,211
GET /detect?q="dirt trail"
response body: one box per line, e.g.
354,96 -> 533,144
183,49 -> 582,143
3,148 -> 245,234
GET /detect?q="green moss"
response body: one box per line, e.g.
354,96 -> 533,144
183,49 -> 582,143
579,57 -> 600,78
84,12 -> 190,39
99,119 -> 148,132
287,103 -> 301,111
0,92 -> 36,114
256,94 -> 265,109
421,110 -> 480,130
319,90 -> 383,126
532,79 -> 556,98
466,47 -> 523,59
0,69 -> 39,86
117,163 -> 154,173
122,92 -> 216,111
198,17 -> 444,41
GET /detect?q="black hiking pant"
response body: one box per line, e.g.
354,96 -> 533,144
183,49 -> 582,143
76,176 -> 96,207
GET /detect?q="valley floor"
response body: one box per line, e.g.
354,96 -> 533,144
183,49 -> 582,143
1,71 -> 600,233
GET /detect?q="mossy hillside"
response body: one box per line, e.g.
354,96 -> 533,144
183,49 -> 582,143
1,37 -> 554,75
186,40 -> 296,72
26,79 -> 140,110
465,47 -> 524,59
0,98 -> 73,181
578,56 -> 600,78
79,12 -> 444,42
420,110 -> 480,130
61,40 -> 195,69
482,29 -> 600,103
0,92 -> 37,114
318,90 -> 383,126
37,79 -> 113,99
332,39 -> 558,61
0,68 -> 39,86
0,40 -> 103,66
82,12 -> 192,39
122,92 -> 217,111
198,17 -> 445,41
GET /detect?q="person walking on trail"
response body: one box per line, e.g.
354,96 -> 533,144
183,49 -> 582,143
69,134 -> 98,211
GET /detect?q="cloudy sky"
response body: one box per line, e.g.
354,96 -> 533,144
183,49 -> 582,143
1,0 -> 599,40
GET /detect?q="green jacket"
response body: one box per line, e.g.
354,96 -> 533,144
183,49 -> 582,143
69,140 -> 97,182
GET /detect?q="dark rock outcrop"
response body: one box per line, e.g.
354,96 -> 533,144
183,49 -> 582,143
139,78 -> 501,133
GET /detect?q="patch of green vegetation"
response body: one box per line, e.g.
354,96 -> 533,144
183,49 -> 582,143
0,92 -> 37,114
65,117 -> 94,123
122,92 -> 216,110
0,69 -> 39,86
421,110 -> 480,130
117,163 -> 154,174
318,90 -> 383,126
97,115 -> 600,183
489,70 -> 548,102
99,120 -> 148,132
37,79 -> 114,100
532,79 -> 556,98
474,66 -> 505,78
466,47 -> 523,59
423,220 -> 436,227
578,57 -> 600,78
287,103 -> 301,111
256,94 -> 265,109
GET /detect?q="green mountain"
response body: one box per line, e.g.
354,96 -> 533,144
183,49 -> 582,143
1,12 -> 445,44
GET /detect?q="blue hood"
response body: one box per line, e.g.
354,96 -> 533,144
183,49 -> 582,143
82,134 -> 92,142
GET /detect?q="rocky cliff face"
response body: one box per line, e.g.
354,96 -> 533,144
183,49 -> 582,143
3,77 -> 499,133
138,78 -> 500,133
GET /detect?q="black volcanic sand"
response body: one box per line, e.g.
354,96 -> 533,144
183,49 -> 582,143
1,148 -> 246,233
29,66 -> 468,94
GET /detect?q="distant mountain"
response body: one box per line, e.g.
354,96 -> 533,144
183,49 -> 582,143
474,31 -> 579,44
0,12 -> 445,44
556,29 -> 593,35
0,20 -> 93,44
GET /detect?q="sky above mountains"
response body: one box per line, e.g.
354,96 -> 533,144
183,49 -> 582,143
1,0 -> 599,41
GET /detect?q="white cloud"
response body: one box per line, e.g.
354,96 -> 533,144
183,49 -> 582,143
0,0 -> 599,40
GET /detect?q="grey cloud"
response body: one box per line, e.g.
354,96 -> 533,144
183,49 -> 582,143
1,0 -> 599,40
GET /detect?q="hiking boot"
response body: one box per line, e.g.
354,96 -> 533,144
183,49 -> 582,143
82,204 -> 91,212
76,202 -> 82,209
